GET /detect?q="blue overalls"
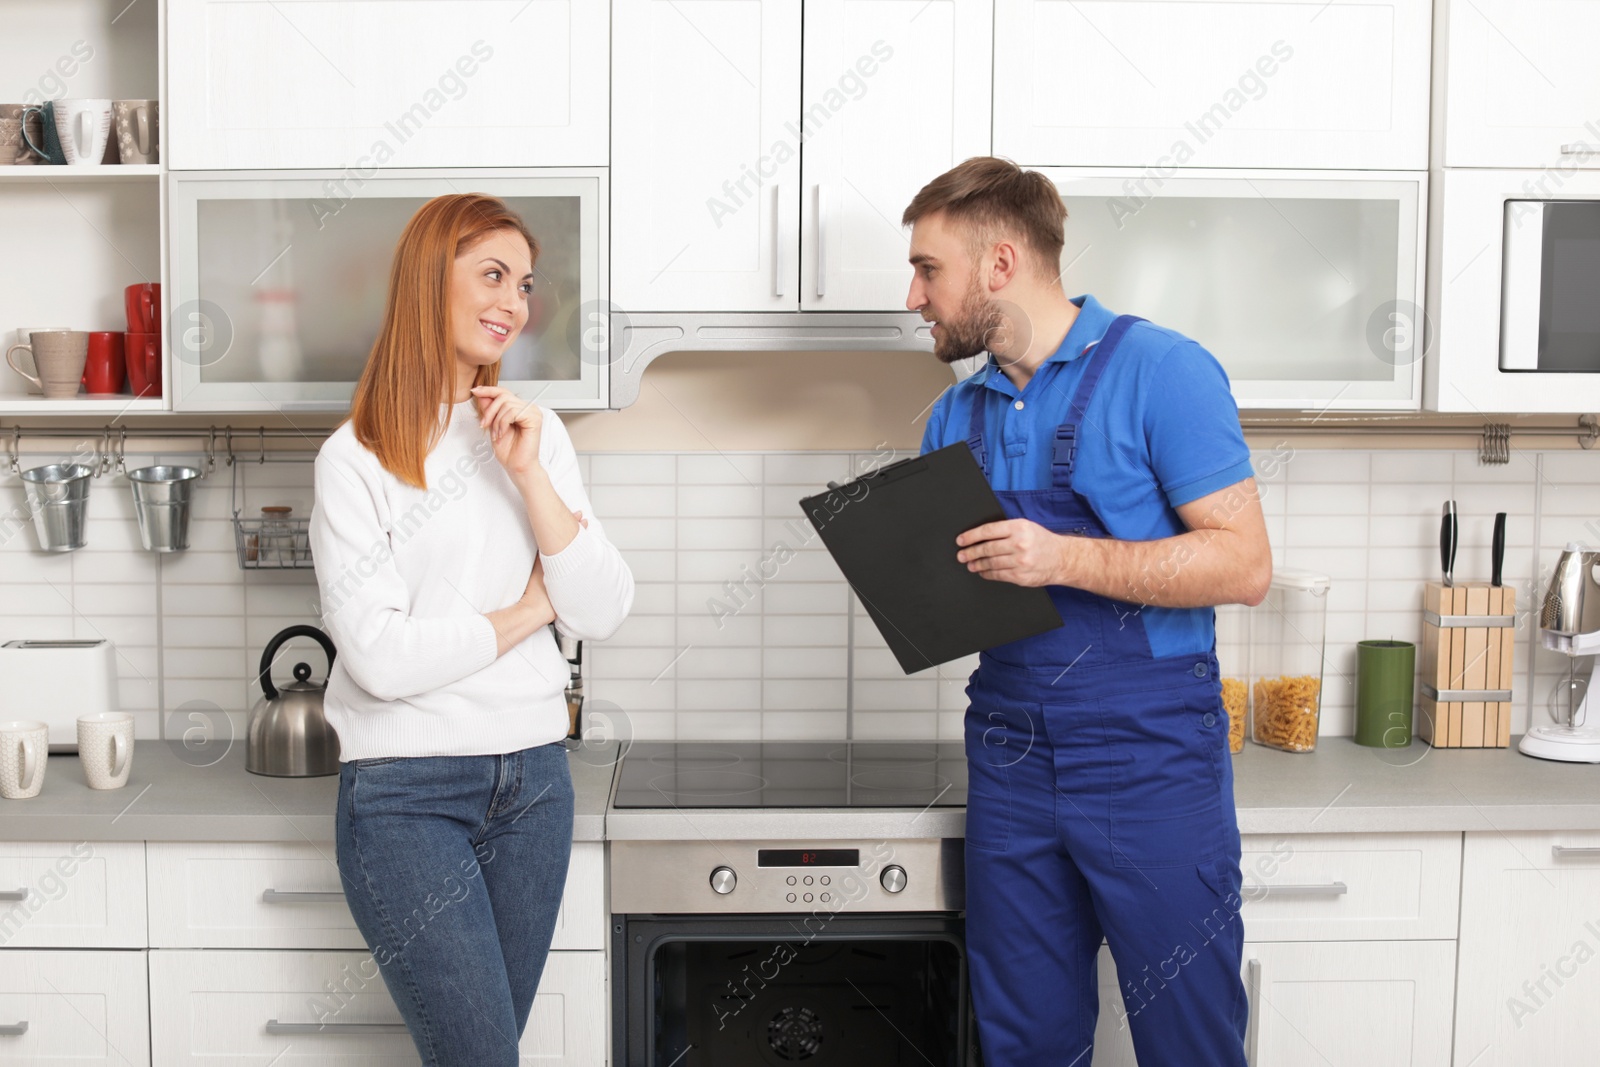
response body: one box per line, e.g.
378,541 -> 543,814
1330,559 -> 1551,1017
962,316 -> 1248,1066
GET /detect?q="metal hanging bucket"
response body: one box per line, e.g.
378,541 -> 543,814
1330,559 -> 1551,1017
128,465 -> 201,552
20,463 -> 93,552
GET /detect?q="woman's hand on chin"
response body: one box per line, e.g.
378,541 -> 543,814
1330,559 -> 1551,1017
470,384 -> 544,479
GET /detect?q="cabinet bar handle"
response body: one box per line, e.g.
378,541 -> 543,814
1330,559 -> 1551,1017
773,184 -> 785,298
1258,881 -> 1348,896
0,889 -> 26,902
1560,144 -> 1594,155
0,1021 -> 27,1037
816,184 -> 827,297
1245,958 -> 1261,1066
266,1020 -> 409,1035
1552,846 -> 1600,857
262,889 -> 346,904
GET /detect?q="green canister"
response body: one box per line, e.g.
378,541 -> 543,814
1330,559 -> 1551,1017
1355,640 -> 1416,747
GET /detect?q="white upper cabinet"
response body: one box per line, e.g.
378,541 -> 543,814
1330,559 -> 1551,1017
167,1 -> 609,170
800,0 -> 993,311
611,0 -> 802,312
611,0 -> 994,313
993,0 -> 1432,170
1440,0 -> 1600,168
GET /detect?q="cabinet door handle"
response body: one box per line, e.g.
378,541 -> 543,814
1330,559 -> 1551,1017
816,184 -> 827,297
265,1020 -> 409,1035
1560,144 -> 1593,155
0,889 -> 26,902
773,184 -> 786,298
1258,881 -> 1348,896
0,1021 -> 28,1037
1552,845 -> 1600,857
261,889 -> 346,904
1245,957 -> 1261,1066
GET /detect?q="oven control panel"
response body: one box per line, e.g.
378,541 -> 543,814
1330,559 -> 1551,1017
610,839 -> 962,914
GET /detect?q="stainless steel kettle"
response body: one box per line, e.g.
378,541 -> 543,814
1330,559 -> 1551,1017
247,624 -> 340,777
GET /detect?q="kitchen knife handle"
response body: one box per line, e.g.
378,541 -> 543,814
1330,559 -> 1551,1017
1492,512 -> 1507,586
1440,502 -> 1458,584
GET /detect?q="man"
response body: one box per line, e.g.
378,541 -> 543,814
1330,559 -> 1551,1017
905,156 -> 1272,1066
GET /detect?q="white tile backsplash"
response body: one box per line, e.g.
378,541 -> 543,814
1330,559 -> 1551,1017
0,444 -> 1584,745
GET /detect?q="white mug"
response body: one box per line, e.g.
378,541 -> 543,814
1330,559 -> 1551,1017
77,712 -> 133,789
54,99 -> 112,166
11,328 -> 68,395
0,720 -> 49,799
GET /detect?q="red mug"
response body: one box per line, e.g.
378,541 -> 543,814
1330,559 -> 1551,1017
124,332 -> 161,397
82,332 -> 126,395
124,283 -> 160,334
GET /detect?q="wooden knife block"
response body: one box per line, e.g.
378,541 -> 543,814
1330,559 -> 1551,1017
1418,582 -> 1516,748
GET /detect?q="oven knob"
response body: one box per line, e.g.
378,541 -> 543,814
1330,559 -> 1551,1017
710,866 -> 737,894
880,866 -> 907,894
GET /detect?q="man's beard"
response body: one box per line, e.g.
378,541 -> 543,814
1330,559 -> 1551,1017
932,271 -> 1005,365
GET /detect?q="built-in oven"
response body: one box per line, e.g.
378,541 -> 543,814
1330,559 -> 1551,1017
608,741 -> 977,1067
1501,200 -> 1600,373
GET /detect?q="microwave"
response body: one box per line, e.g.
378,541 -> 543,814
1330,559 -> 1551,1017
1501,200 -> 1600,372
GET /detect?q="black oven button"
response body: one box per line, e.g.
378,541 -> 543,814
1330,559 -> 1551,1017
710,866 -> 737,894
881,865 -> 907,893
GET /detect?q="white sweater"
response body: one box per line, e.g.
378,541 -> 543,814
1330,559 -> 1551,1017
309,400 -> 633,760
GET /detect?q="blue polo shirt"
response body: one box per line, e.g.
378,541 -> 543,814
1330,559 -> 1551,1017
920,294 -> 1254,658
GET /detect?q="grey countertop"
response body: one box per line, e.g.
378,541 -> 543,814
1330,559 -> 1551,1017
0,740 -> 615,843
1,737 -> 1594,843
604,737 -> 1600,840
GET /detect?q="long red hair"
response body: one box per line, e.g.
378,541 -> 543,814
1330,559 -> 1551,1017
346,194 -> 539,488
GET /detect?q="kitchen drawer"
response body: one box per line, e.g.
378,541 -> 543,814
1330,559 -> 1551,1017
0,949 -> 150,1066
148,841 -> 605,950
149,949 -> 605,1066
0,841 -> 146,948
1238,832 -> 1460,941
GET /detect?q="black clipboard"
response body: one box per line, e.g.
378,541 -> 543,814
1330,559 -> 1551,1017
799,444 -> 1063,674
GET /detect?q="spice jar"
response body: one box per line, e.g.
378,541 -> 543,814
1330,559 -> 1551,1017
260,505 -> 294,563
1250,568 -> 1330,753
1214,602 -> 1249,754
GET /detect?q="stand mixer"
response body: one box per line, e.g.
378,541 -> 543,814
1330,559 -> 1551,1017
1525,543 -> 1600,762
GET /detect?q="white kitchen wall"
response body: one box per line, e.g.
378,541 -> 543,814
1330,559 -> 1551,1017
0,440 -> 1586,749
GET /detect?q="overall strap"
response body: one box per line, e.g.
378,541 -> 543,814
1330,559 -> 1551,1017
965,383 -> 991,476
1051,315 -> 1146,488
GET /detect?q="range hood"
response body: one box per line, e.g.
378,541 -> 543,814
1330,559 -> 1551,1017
608,311 -> 939,406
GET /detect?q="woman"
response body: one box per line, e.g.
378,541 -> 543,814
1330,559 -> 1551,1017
309,193 -> 633,1066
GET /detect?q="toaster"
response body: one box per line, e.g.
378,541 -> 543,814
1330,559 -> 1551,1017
0,639 -> 119,753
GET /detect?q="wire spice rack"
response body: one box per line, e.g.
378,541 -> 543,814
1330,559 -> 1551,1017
228,433 -> 316,570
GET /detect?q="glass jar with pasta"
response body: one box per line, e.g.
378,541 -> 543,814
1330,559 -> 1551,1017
1215,603 -> 1249,754
1249,569 -> 1330,753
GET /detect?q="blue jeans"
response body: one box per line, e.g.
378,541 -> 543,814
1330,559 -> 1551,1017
335,742 -> 575,1067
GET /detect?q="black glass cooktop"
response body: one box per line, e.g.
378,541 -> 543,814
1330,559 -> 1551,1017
611,741 -> 968,810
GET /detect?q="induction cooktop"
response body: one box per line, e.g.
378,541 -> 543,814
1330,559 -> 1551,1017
610,741 -> 968,810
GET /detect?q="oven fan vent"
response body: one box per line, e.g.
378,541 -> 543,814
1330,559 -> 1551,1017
767,1006 -> 823,1060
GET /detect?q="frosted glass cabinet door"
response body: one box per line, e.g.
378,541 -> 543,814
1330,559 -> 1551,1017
168,170 -> 607,411
1046,169 -> 1425,410
167,0 -> 608,169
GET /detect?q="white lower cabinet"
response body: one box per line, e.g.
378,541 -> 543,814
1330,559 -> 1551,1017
1454,830 -> 1600,1065
0,950 -> 150,1066
1093,940 -> 1456,1065
0,842 -> 147,948
148,841 -> 606,951
149,949 -> 605,1066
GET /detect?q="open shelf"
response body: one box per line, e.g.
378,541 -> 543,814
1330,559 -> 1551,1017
0,394 -> 167,416
0,165 -> 161,182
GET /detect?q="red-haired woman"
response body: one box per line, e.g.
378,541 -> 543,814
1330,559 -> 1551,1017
309,193 -> 633,1066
